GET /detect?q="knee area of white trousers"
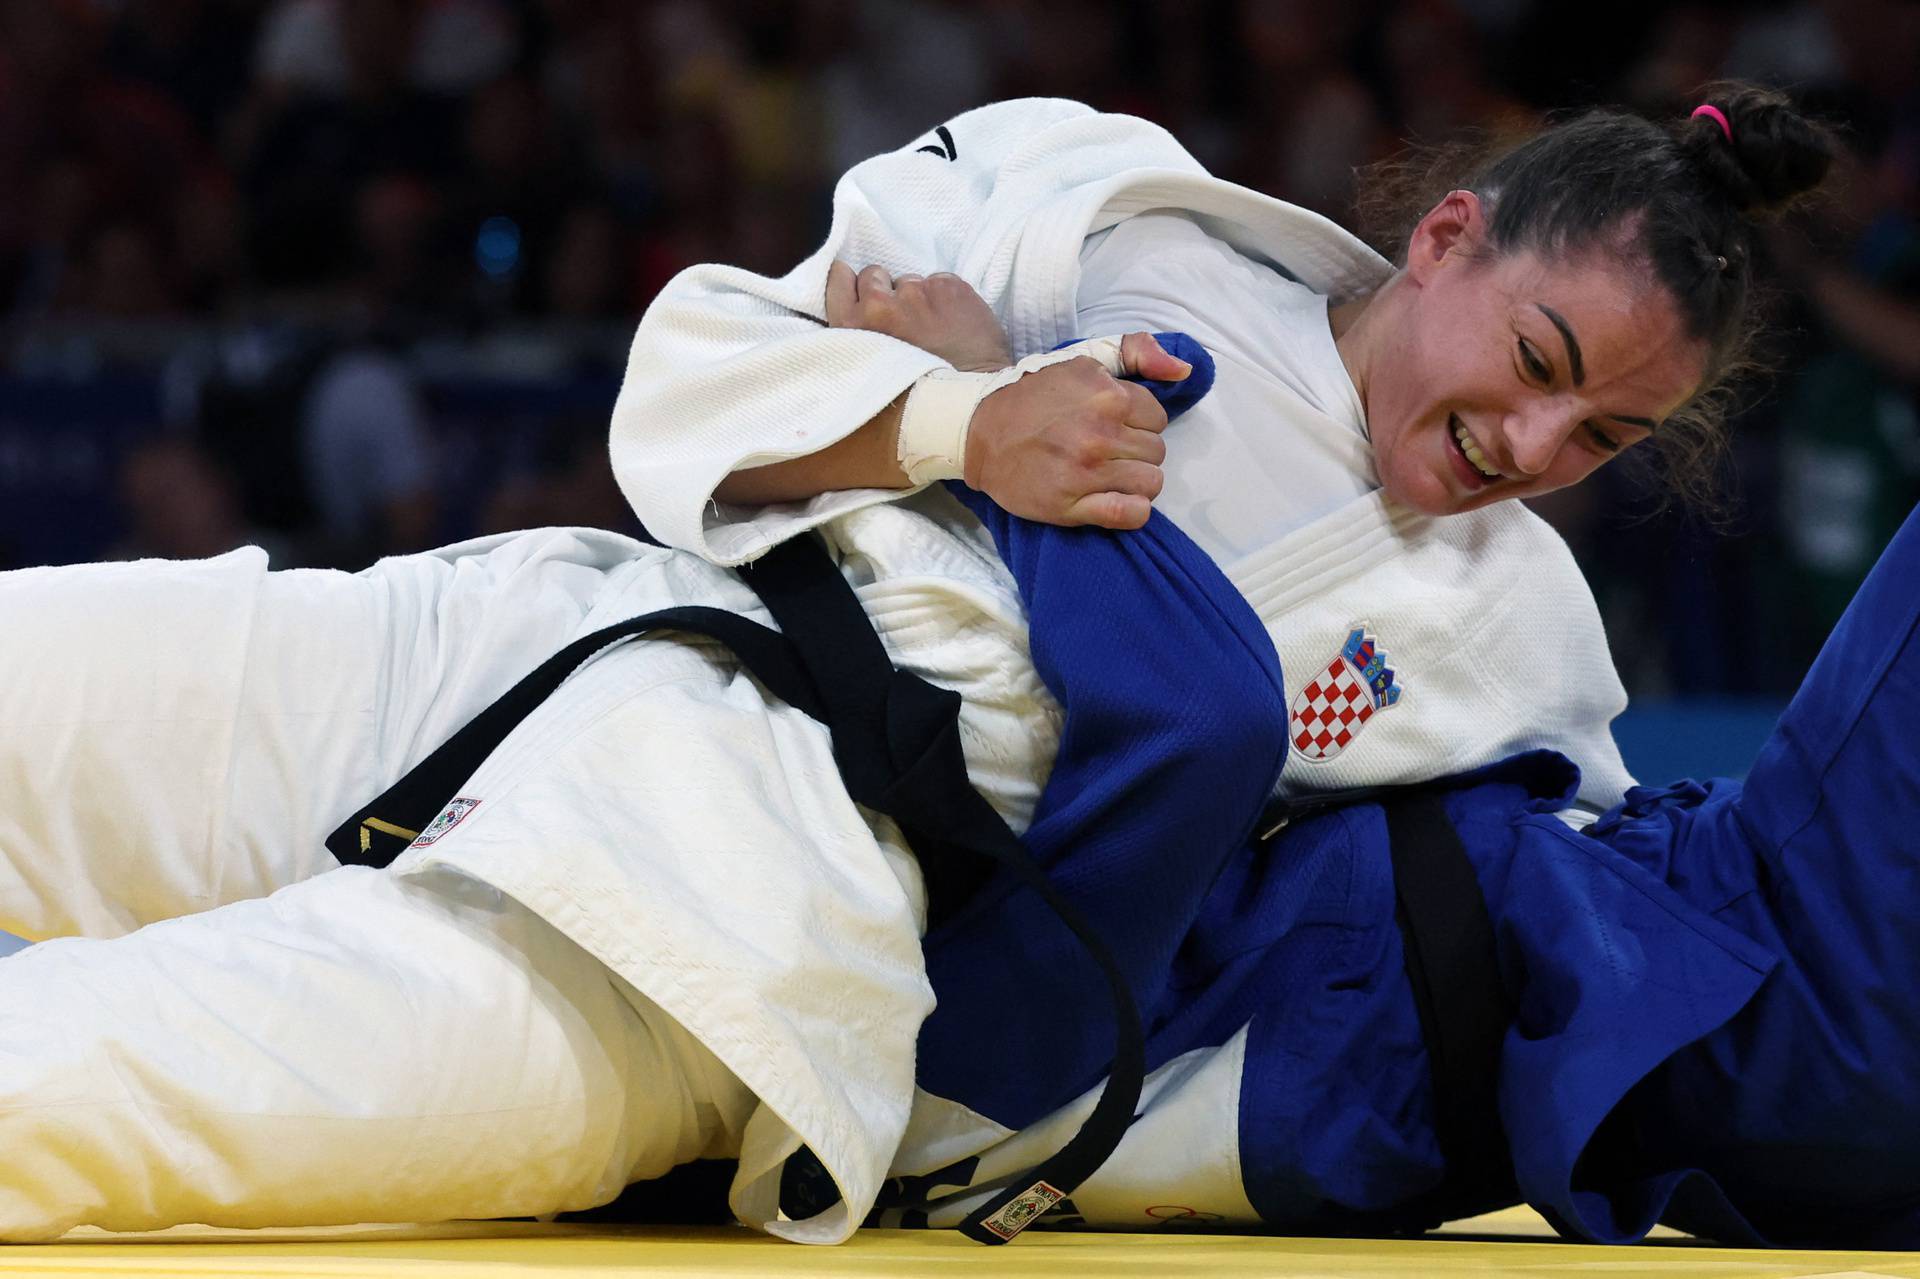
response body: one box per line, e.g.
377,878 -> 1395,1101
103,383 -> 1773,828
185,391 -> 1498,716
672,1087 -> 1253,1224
0,867 -> 661,1234
386,869 -> 732,1197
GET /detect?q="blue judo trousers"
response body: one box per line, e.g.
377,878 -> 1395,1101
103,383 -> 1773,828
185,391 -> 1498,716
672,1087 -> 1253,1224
911,338 -> 1920,1247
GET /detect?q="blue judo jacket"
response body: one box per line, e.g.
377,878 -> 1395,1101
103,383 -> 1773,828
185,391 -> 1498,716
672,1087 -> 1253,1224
914,339 -> 1920,1247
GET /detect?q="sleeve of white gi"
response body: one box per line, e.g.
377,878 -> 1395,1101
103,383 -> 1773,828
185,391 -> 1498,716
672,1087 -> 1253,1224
608,97 -> 1206,566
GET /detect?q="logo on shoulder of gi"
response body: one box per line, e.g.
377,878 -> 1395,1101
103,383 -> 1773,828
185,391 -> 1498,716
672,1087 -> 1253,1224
1289,624 -> 1403,762
914,123 -> 958,161
410,798 -> 481,848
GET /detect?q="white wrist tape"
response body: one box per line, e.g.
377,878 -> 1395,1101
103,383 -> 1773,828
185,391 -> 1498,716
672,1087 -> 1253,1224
895,337 -> 1128,486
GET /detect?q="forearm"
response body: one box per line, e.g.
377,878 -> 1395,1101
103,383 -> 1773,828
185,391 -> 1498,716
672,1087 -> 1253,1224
612,296 -> 943,561
712,390 -> 911,506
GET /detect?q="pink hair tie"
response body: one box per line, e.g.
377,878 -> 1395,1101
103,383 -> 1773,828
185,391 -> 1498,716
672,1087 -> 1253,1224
1691,103 -> 1733,143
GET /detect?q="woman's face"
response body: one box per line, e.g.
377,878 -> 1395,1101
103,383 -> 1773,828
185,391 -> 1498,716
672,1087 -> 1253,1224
1358,193 -> 1709,516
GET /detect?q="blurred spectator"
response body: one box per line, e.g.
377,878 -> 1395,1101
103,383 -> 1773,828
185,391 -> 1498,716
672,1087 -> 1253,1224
539,0 -> 665,225
103,0 -> 258,146
1380,0 -> 1531,144
1764,73 -> 1920,666
0,0 -> 199,319
173,165 -> 250,313
1720,0 -> 1841,86
166,328 -> 326,546
66,222 -> 176,319
993,0 -> 1144,115
650,1 -> 836,274
544,203 -> 629,321
1622,5 -> 1740,110
445,73 -> 590,317
7,159 -> 95,318
819,0 -> 994,175
299,346 -> 438,561
350,173 -> 447,321
254,0 -> 520,98
1222,0 -> 1389,220
240,0 -> 462,291
114,437 -> 282,562
631,104 -> 743,301
481,412 -> 641,537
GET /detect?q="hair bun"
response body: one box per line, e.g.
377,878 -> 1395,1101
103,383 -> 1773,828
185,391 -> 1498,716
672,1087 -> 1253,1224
1681,83 -> 1836,216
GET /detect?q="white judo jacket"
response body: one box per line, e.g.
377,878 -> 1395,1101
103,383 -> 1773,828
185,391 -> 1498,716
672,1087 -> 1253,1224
610,97 -> 1635,809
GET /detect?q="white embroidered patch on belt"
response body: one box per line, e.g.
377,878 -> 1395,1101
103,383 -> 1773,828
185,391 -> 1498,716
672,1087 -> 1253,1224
410,798 -> 481,847
978,1181 -> 1066,1240
1289,624 -> 1404,762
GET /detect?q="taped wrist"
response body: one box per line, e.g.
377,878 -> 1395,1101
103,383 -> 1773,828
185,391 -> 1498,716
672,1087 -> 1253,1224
894,338 -> 1128,486
895,369 -> 985,485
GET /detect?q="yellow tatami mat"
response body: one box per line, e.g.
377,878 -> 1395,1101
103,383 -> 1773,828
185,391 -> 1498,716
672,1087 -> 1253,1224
12,1208 -> 1919,1277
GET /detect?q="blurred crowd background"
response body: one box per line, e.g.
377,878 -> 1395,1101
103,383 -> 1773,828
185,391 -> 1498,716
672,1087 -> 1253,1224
1,0 -> 1917,724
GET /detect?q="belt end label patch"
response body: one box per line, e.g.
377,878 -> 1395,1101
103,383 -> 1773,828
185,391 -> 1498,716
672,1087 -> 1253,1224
978,1181 -> 1066,1240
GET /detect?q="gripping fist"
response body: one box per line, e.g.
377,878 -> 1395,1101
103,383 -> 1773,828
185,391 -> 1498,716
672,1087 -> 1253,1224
964,335 -> 1190,529
826,261 -> 1013,373
825,260 -> 1193,529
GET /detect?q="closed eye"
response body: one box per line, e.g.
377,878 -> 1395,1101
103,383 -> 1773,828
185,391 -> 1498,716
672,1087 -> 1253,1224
1518,339 -> 1550,382
1585,423 -> 1622,454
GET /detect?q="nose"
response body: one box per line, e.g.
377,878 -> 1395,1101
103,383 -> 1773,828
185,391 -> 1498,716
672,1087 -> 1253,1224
1502,400 -> 1582,477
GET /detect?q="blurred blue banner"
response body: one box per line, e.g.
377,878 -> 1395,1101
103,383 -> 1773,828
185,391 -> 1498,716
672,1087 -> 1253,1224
1612,698 -> 1787,784
0,375 -> 161,566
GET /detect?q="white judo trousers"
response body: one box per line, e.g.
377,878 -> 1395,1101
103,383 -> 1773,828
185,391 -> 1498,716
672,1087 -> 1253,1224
0,505 -> 1059,1242
0,535 -> 753,1239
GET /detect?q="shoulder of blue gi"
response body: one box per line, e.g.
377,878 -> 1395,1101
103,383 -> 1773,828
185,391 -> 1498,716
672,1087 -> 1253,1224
921,345 -> 1289,1126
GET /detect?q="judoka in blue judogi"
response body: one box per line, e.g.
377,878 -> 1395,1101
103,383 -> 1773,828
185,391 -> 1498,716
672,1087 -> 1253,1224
878,338 -> 1920,1248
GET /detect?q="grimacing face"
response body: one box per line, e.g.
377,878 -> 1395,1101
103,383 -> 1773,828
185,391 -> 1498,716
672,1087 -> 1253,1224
1355,192 -> 1710,517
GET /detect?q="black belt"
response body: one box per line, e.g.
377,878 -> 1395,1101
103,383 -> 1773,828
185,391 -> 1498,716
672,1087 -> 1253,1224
1383,792 -> 1518,1227
1255,790 -> 1518,1231
325,533 -> 1141,1245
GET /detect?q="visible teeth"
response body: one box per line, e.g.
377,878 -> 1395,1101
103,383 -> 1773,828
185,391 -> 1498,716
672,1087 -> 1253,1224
1453,419 -> 1501,480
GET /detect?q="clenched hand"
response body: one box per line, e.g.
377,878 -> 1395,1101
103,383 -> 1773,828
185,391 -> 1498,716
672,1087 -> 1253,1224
827,261 -> 1192,529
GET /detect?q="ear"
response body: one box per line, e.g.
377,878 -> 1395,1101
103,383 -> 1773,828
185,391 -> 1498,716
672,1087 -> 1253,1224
1403,189 -> 1487,286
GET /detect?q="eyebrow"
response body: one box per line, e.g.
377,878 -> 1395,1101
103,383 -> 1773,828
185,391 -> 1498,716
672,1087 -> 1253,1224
1535,304 -> 1585,386
1531,303 -> 1663,432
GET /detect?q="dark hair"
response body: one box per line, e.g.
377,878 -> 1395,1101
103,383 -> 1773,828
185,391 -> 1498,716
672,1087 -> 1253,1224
1354,83 -> 1837,510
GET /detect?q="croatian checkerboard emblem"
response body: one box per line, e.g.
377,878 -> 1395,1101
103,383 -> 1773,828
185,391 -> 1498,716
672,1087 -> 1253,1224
410,797 -> 480,847
1289,625 -> 1403,761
